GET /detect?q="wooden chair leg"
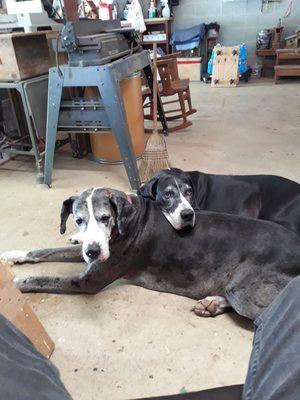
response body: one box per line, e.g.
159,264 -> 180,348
185,87 -> 197,116
178,92 -> 188,123
145,93 -> 192,133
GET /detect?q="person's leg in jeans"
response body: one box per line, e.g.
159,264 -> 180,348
0,314 -> 71,400
242,276 -> 300,400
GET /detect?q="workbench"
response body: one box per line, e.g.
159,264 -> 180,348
275,48 -> 300,83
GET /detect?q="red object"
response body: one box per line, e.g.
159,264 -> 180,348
98,1 -> 113,20
177,59 -> 202,65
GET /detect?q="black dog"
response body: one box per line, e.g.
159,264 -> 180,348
138,168 -> 300,233
2,188 -> 300,321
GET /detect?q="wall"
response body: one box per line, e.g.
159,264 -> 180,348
172,0 -> 300,64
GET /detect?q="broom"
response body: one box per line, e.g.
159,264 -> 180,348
139,43 -> 171,183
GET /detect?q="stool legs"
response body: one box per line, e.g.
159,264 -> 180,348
44,65 -> 142,190
17,85 -> 43,183
44,68 -> 63,187
143,64 -> 168,135
99,67 -> 140,190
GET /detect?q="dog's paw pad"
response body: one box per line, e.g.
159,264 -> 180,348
0,251 -> 27,266
192,296 -> 225,317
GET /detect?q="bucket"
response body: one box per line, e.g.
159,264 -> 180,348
88,74 -> 145,164
256,29 -> 272,50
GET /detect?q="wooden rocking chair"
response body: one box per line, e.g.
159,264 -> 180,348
143,53 -> 197,133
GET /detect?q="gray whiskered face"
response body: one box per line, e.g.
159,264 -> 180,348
60,188 -> 128,264
72,188 -> 116,263
155,176 -> 195,230
138,169 -> 197,230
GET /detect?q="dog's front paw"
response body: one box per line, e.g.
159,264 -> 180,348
68,232 -> 83,245
13,276 -> 26,289
13,276 -> 34,292
0,250 -> 28,266
192,296 -> 229,317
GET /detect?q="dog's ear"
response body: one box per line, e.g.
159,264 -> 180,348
60,196 -> 77,234
109,192 -> 135,235
187,171 -> 208,210
138,169 -> 172,199
138,176 -> 159,199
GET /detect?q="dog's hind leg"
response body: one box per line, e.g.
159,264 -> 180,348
192,296 -> 230,317
0,245 -> 83,266
225,271 -> 290,321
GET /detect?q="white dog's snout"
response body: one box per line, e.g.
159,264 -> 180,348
163,190 -> 195,230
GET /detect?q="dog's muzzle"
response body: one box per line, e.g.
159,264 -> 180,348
180,209 -> 194,222
85,242 -> 101,261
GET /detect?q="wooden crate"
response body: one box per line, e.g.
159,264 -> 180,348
0,262 -> 54,358
211,46 -> 239,88
0,32 -> 51,81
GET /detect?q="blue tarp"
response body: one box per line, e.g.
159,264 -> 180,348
170,24 -> 205,51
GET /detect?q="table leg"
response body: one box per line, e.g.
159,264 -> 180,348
17,85 -> 43,183
143,64 -> 168,136
44,68 -> 63,187
99,66 -> 141,190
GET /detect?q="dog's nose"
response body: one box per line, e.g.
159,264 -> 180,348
180,209 -> 194,221
85,243 -> 101,260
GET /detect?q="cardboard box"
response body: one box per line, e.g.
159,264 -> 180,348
0,32 -> 51,81
0,262 -> 55,358
177,57 -> 202,81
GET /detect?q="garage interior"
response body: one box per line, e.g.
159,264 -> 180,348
0,1 -> 299,400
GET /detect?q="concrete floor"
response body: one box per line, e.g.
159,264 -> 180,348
1,78 -> 300,400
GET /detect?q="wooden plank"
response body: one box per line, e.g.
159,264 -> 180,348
211,46 -> 239,88
144,18 -> 173,24
275,64 -> 300,70
0,262 -> 55,358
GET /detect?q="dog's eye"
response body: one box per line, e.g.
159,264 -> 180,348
185,189 -> 192,197
164,191 -> 173,199
100,215 -> 110,224
76,218 -> 83,225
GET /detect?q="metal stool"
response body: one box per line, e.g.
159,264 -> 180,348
44,50 -> 168,190
0,75 -> 48,182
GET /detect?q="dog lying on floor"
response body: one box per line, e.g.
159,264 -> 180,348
1,187 -> 300,321
138,168 -> 300,233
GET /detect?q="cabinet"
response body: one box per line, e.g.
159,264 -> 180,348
142,18 -> 173,54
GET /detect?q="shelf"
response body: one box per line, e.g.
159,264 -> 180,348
144,18 -> 173,25
142,40 -> 167,45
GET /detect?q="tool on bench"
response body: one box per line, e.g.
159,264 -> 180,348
60,19 -> 140,67
44,17 -> 168,190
